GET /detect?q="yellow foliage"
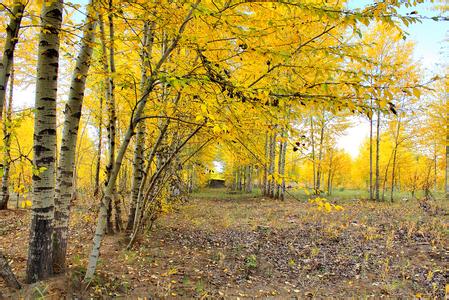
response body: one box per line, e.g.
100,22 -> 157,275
21,200 -> 32,209
308,197 -> 344,213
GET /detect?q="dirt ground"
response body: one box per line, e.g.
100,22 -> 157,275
1,193 -> 448,298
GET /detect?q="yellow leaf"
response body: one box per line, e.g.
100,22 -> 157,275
412,88 -> 421,98
334,205 -> 344,211
213,125 -> 221,135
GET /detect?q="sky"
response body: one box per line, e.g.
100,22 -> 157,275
10,1 -> 449,159
336,0 -> 449,158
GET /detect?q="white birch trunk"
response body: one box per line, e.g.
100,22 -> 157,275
446,96 -> 449,200
263,131 -> 268,196
375,108 -> 381,201
26,0 -> 63,284
98,14 -> 115,233
268,131 -> 277,198
107,0 -> 122,232
0,1 -> 24,116
127,122 -> 145,231
127,20 -> 153,231
0,63 -> 13,210
52,1 -> 96,273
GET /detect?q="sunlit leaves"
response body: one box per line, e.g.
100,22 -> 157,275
308,197 -> 344,212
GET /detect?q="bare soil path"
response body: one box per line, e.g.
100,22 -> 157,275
0,193 -> 448,298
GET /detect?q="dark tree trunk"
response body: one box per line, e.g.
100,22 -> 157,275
0,251 -> 20,289
94,98 -> 102,197
0,1 -> 24,116
0,63 -> 13,210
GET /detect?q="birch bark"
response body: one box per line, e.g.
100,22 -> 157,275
0,64 -> 13,210
0,1 -> 24,116
53,1 -> 96,272
26,0 -> 63,283
127,20 -> 153,231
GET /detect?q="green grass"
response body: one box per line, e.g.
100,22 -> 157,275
288,188 -> 448,203
193,187 -> 448,203
192,187 -> 262,200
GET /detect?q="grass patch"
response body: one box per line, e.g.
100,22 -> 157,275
192,188 -> 261,200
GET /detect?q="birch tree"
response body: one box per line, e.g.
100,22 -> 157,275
0,0 -> 25,116
0,64 -> 13,209
26,0 -> 63,283
126,19 -> 153,231
106,0 -> 122,232
53,0 -> 96,273
98,13 -> 115,233
84,1 -> 200,281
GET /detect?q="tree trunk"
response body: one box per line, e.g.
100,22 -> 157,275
0,1 -> 24,117
275,126 -> 287,200
0,63 -> 13,210
84,80 -> 154,281
330,170 -> 335,195
26,1 -> 63,284
107,0 -> 122,232
316,121 -> 325,195
375,108 -> 381,201
433,142 -> 437,193
127,19 -> 153,231
443,87 -> 448,198
245,165 -> 252,193
381,150 -> 392,201
128,124 -> 204,248
390,119 -> 401,203
369,112 -> 373,200
84,1 -> 199,279
237,166 -> 242,191
52,2 -> 96,273
279,139 -> 287,200
444,97 -> 449,199
310,117 -> 316,193
275,141 -> 283,199
98,13 -> 115,234
132,116 -> 170,234
268,131 -> 277,198
94,97 -> 102,197
242,166 -> 246,190
127,122 -> 145,231
327,148 -> 333,196
0,251 -> 20,289
390,147 -> 398,202
263,131 -> 268,196
188,165 -> 195,192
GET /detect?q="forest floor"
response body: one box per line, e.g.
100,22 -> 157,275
1,189 -> 448,299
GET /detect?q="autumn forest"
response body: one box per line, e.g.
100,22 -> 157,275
0,0 -> 448,298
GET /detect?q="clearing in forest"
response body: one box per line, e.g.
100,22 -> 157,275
1,190 -> 448,298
